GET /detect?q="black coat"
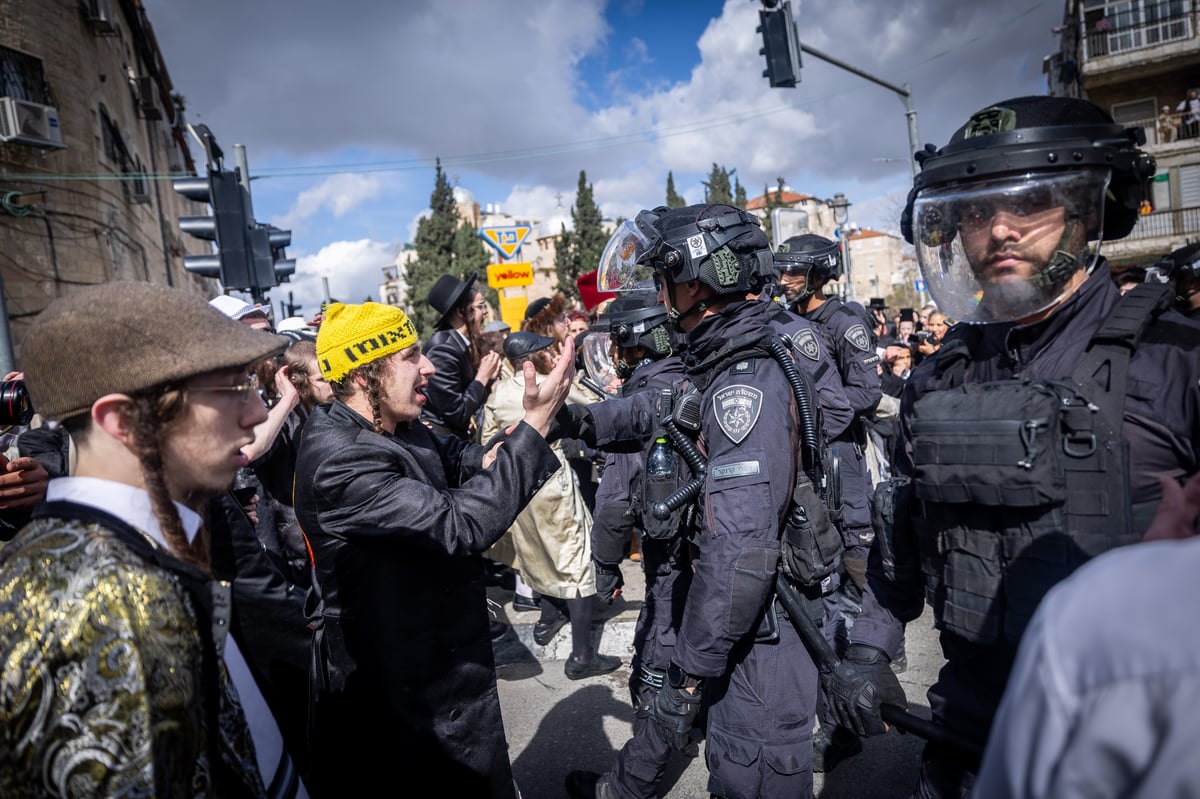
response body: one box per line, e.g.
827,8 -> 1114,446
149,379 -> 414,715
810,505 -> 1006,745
420,328 -> 492,439
294,400 -> 559,798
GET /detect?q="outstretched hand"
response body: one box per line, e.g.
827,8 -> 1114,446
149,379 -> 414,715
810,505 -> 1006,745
522,336 -> 576,437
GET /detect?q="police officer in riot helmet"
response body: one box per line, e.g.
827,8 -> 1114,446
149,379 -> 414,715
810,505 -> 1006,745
832,96 -> 1200,798
573,288 -> 691,799
566,203 -> 851,798
775,232 -> 885,772
1147,240 -> 1200,320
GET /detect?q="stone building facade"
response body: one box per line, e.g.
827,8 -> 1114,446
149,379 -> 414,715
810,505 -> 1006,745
0,0 -> 209,370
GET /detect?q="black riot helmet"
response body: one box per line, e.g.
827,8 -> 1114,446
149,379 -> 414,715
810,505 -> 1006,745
598,203 -> 773,295
584,289 -> 678,381
773,234 -> 841,301
602,289 -> 675,356
596,203 -> 774,329
900,96 -> 1157,324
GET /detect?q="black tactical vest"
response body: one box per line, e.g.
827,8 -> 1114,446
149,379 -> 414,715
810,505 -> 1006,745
909,284 -> 1173,645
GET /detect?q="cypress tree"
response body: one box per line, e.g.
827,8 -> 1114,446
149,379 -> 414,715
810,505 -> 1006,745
665,172 -> 686,208
555,170 -> 606,304
407,158 -> 464,339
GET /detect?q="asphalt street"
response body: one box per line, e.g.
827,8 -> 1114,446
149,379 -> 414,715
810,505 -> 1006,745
489,559 -> 946,799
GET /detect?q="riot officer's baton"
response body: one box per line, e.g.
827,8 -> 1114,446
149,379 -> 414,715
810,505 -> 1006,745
771,573 -> 984,762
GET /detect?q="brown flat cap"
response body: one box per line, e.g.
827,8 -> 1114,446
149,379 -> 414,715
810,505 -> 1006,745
22,282 -> 289,421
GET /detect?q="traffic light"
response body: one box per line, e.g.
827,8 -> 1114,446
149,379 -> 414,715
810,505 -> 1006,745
758,2 -> 802,88
174,168 -> 252,288
248,224 -> 296,291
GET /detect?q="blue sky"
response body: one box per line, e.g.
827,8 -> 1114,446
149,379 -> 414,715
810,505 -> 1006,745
142,0 -> 1062,320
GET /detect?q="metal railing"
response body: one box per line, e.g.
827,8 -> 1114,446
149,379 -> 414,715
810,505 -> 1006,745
1125,205 -> 1200,240
1082,9 -> 1194,60
1120,111 -> 1200,145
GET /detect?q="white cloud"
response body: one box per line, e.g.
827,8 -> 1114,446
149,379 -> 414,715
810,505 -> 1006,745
277,238 -> 400,318
277,173 -> 385,230
146,0 -> 1064,322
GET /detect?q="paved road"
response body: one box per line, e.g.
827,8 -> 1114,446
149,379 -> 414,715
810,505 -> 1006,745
491,560 -> 946,798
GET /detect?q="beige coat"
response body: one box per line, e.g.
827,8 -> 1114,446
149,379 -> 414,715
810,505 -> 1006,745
481,374 -> 596,599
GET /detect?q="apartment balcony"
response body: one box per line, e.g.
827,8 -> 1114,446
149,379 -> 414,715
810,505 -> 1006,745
1079,7 -> 1200,86
1103,205 -> 1200,266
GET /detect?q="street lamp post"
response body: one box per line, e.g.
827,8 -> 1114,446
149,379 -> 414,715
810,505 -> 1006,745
828,192 -> 853,303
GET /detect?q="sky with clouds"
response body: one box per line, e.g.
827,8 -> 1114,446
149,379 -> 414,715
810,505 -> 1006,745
141,0 -> 1064,320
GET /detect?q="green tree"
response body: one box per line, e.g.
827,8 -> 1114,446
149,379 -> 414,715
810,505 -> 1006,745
453,221 -> 495,307
665,172 -> 686,208
734,176 -> 747,208
407,158 -> 462,339
555,170 -> 607,304
702,163 -> 735,205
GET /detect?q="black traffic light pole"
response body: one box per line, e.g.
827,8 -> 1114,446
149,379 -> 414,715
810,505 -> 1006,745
757,2 -> 921,178
175,127 -> 294,304
796,42 -> 922,180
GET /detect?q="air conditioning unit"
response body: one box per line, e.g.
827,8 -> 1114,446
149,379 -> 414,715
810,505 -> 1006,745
128,173 -> 151,204
134,76 -> 162,121
83,0 -> 117,34
0,97 -> 66,149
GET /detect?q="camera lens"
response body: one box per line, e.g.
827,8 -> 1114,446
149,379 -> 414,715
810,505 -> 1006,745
0,380 -> 33,427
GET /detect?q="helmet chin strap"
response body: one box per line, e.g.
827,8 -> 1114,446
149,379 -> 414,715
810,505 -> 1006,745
667,299 -> 713,333
663,278 -> 713,332
1029,216 -> 1084,290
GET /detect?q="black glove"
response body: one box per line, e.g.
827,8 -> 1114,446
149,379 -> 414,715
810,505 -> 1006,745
650,681 -> 703,753
824,644 -> 907,737
594,561 -> 624,605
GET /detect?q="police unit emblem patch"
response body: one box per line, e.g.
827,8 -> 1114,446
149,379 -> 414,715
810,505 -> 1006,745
714,384 -> 763,444
710,246 -> 739,287
844,323 -> 870,352
791,328 -> 821,361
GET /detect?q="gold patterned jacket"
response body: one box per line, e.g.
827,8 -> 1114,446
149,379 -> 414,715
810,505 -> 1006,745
0,502 -> 266,799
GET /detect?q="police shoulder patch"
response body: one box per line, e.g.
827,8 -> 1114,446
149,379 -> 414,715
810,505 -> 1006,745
844,323 -> 870,352
713,384 -> 763,444
791,328 -> 821,361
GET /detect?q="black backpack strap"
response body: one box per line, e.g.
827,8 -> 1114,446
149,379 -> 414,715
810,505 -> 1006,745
1070,282 -> 1174,425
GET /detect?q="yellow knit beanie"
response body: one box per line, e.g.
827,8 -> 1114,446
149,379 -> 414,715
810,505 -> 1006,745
316,302 -> 419,382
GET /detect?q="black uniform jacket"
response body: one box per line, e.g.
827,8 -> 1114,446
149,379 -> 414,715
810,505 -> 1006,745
854,264 -> 1200,717
294,400 -> 558,797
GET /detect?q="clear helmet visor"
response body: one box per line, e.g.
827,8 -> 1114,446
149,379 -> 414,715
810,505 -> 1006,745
912,170 -> 1110,323
580,331 -> 622,396
597,220 -> 658,292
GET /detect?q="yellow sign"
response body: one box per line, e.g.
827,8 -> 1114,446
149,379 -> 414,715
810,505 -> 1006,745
499,292 -> 528,331
480,225 -> 532,259
487,261 -> 533,289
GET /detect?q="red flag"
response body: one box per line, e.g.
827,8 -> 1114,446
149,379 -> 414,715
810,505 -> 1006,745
576,269 -> 615,311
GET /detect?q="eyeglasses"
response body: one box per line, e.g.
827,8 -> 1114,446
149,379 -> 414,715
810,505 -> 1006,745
188,373 -> 260,402
471,302 -> 489,311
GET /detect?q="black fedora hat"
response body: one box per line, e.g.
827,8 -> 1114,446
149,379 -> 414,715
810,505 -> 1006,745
867,297 -> 887,311
427,272 -> 478,329
503,331 -> 555,361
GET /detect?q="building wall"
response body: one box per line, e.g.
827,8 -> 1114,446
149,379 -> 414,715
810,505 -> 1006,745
0,0 -> 208,369
1047,0 -> 1200,267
